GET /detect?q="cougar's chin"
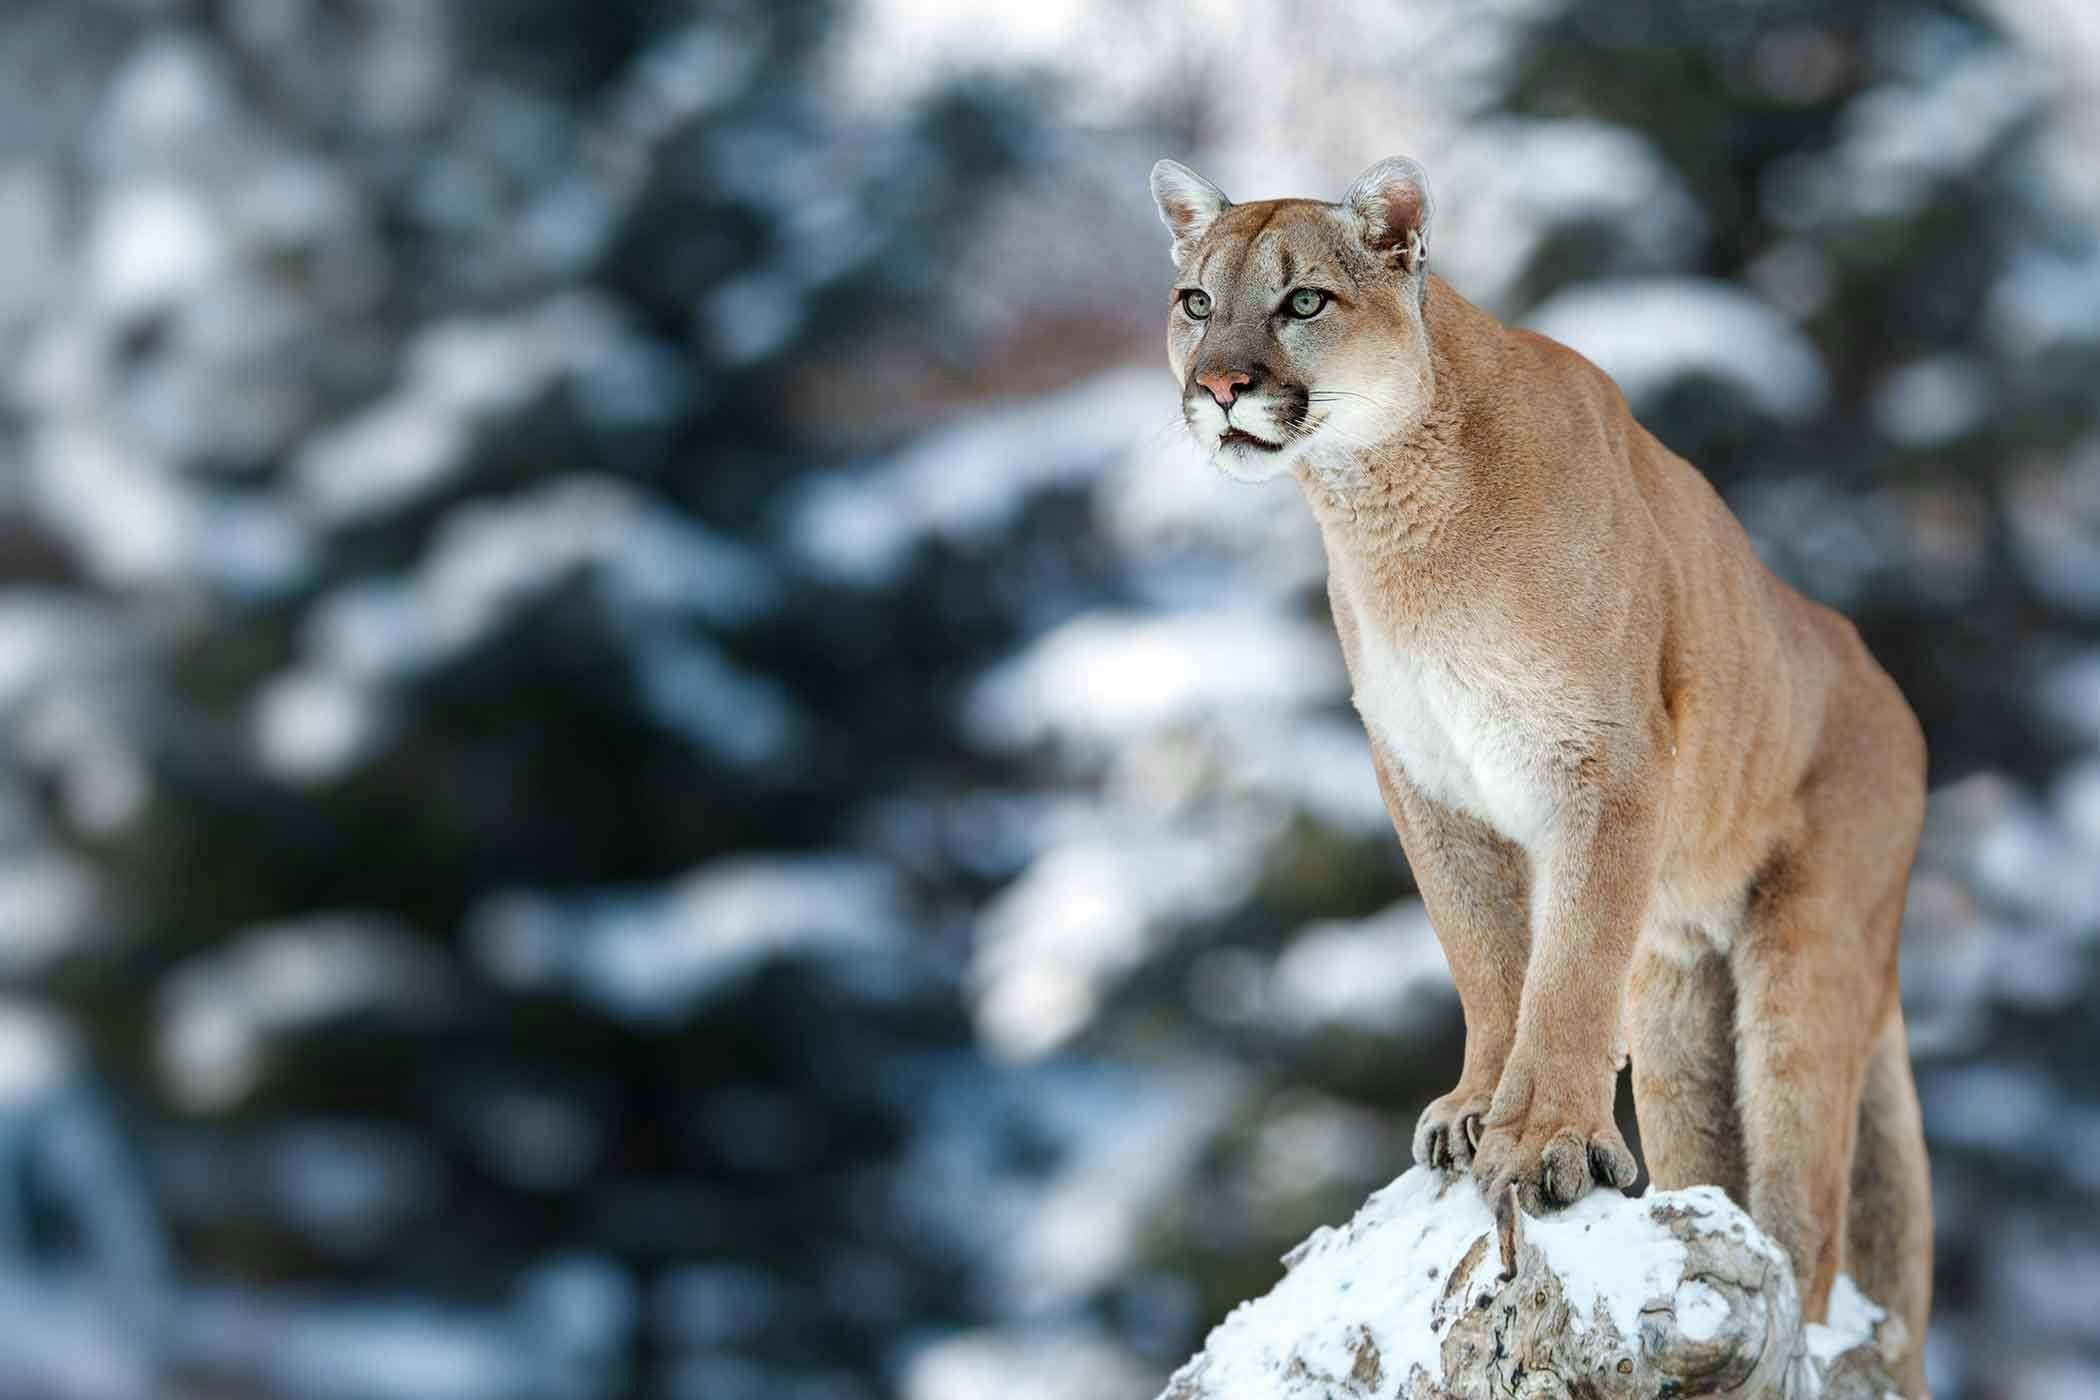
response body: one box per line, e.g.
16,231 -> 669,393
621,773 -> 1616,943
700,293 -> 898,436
1208,431 -> 1295,483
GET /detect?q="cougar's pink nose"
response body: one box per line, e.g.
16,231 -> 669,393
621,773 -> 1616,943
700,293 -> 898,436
1196,369 -> 1252,407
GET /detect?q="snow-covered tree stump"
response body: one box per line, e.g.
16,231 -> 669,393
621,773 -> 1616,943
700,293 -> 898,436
1158,1168 -> 1905,1399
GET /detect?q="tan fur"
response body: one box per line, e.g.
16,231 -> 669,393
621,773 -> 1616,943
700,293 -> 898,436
1151,158 -> 1932,1393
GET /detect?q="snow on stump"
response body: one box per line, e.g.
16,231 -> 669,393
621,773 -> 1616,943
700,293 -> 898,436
1158,1168 -> 1905,1399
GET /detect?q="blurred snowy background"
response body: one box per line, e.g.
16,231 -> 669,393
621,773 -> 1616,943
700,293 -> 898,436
0,0 -> 2093,1396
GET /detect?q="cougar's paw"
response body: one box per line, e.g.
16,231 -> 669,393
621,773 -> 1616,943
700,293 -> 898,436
1411,1089 -> 1495,1173
1471,1112 -> 1637,1215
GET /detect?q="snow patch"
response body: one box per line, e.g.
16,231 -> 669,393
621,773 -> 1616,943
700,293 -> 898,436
904,1327 -> 1154,1400
1871,354 -> 1990,449
787,369 -> 1167,587
1164,1168 -> 1491,1397
965,609 -> 1344,758
1522,1185 -> 1694,1339
1438,120 -> 1708,308
1526,277 -> 1829,423
1806,1272 -> 1885,1365
970,817 -> 1268,1059
468,855 -> 909,1026
1673,1279 -> 1728,1342
1269,899 -> 1455,1035
158,915 -> 450,1111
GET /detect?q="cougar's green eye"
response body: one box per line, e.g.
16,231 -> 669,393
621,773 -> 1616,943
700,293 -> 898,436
1287,288 -> 1328,318
1182,290 -> 1212,320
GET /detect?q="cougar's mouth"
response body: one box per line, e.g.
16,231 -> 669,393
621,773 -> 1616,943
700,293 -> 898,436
1219,427 -> 1282,451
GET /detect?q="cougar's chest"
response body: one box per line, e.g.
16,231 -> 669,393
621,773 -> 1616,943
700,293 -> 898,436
1347,614 -> 1562,852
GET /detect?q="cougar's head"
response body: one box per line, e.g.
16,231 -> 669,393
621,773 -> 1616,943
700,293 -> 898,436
1149,157 -> 1436,483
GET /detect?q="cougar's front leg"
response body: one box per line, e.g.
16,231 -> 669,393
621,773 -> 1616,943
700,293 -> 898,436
1374,750 -> 1531,1174
1472,780 -> 1662,1213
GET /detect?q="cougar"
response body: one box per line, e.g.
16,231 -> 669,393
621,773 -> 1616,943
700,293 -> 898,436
1149,155 -> 1932,1393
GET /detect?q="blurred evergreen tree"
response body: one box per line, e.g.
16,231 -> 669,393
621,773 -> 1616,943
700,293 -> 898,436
0,2 -> 1054,1395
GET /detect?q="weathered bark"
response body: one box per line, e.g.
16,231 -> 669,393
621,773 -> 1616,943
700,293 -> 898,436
1158,1168 -> 1904,1399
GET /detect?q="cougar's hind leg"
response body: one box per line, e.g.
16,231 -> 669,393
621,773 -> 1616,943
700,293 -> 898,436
1734,641 -> 1927,1326
1627,941 -> 1746,1203
1728,858 -> 1882,1323
1848,1011 -> 1933,1398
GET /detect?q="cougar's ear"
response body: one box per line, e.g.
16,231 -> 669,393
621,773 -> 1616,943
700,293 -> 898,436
1150,159 -> 1231,266
1344,156 -> 1432,275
